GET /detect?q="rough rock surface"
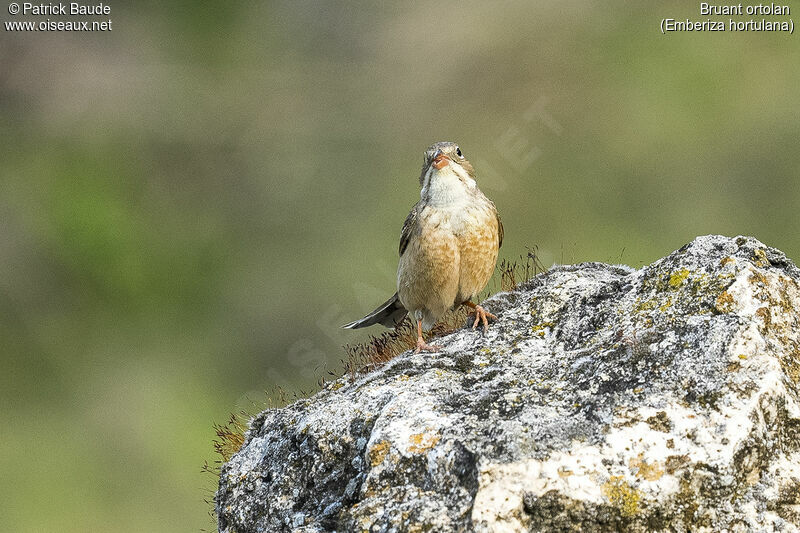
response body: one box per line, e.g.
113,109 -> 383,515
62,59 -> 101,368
216,235 -> 800,532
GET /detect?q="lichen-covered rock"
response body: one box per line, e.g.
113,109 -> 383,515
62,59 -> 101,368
216,235 -> 800,532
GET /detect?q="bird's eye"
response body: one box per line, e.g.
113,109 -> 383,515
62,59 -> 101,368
456,147 -> 463,158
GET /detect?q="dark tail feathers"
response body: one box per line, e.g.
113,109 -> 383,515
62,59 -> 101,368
342,293 -> 408,329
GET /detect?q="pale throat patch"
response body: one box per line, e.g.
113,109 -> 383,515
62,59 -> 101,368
452,162 -> 477,189
421,162 -> 477,203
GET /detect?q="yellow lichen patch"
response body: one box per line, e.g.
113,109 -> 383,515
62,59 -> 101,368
407,432 -> 440,454
715,291 -> 736,313
752,248 -> 769,268
778,282 -> 796,313
369,440 -> 391,466
720,256 -> 736,267
558,467 -> 573,478
669,269 -> 691,288
629,453 -> 665,481
634,297 -> 659,313
784,362 -> 800,384
664,454 -> 690,475
530,321 -> 555,337
749,270 -> 767,286
781,343 -> 800,384
330,382 -> 344,391
602,476 -> 641,517
756,306 -> 772,331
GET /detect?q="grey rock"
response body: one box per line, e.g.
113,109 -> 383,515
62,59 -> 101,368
216,235 -> 800,532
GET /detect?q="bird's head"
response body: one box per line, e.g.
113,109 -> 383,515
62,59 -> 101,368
418,141 -> 478,202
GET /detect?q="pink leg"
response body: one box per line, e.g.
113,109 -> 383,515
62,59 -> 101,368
414,319 -> 442,353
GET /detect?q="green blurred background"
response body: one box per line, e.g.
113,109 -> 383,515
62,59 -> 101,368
1,1 -> 797,531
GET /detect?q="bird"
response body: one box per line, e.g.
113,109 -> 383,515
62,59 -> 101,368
342,141 -> 503,353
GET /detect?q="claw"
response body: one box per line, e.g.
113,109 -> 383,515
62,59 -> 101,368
414,337 -> 442,353
468,304 -> 497,333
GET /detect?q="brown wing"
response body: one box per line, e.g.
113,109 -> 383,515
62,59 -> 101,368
399,202 -> 421,256
497,211 -> 504,249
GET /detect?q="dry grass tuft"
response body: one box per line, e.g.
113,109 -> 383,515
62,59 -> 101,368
203,412 -> 249,530
212,413 -> 248,463
497,246 -> 546,292
344,248 -> 546,379
205,388 -> 297,529
342,306 -> 470,380
205,388 -> 294,472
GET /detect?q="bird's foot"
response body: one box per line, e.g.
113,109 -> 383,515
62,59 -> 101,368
470,305 -> 497,333
414,336 -> 442,354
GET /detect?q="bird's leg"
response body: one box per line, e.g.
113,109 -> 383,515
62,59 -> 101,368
464,301 -> 498,333
414,319 -> 442,353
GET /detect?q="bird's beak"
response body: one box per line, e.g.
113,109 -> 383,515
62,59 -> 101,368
432,150 -> 449,170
